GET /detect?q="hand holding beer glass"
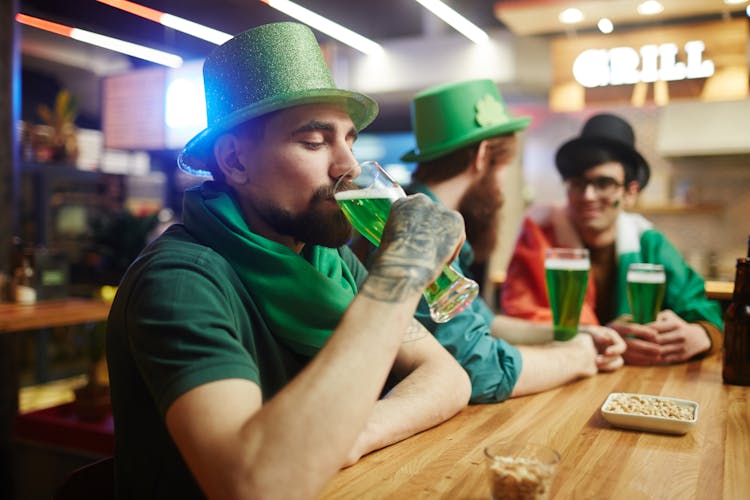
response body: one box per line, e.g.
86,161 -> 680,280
545,248 -> 590,341
334,161 -> 479,323
626,263 -> 666,324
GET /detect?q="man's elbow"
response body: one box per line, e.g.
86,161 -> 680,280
457,366 -> 472,405
432,359 -> 471,422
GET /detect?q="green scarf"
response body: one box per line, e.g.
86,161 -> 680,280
182,182 -> 358,356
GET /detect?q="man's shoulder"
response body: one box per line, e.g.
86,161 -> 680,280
125,224 -> 236,288
145,224 -> 225,264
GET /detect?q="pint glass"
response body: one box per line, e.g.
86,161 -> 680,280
334,161 -> 478,323
626,263 -> 666,324
545,248 -> 590,341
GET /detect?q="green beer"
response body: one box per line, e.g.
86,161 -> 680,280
545,252 -> 590,341
627,264 -> 666,324
334,187 -> 401,247
335,187 -> 476,323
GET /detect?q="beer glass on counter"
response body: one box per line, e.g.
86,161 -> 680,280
545,248 -> 590,341
334,161 -> 478,323
626,263 -> 666,324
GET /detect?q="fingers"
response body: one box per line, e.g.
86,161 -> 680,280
386,194 -> 464,266
625,337 -> 662,356
661,350 -> 689,364
618,324 -> 660,343
622,348 -> 662,366
596,353 -> 624,372
585,327 -> 627,357
655,309 -> 678,321
374,194 -> 465,291
648,318 -> 681,333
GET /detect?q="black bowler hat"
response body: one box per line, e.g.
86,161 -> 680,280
555,113 -> 650,189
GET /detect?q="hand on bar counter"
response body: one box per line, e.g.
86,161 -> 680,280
607,310 -> 713,365
578,325 -> 626,371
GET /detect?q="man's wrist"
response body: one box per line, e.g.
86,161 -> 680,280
360,271 -> 426,304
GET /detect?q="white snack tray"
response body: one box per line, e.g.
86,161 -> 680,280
600,392 -> 698,435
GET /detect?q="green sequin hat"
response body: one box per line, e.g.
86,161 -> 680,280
401,79 -> 530,163
178,22 -> 379,176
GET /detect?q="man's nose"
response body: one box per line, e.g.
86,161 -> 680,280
582,182 -> 598,198
330,147 -> 359,181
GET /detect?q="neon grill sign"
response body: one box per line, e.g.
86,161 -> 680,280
573,40 -> 715,88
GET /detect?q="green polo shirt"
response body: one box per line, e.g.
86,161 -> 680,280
106,224 -> 367,499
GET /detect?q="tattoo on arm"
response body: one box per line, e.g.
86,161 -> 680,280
362,194 -> 463,303
402,318 -> 428,343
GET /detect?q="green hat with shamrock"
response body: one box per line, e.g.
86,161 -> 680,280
401,79 -> 530,163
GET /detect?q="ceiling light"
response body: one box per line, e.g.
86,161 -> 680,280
413,0 -> 489,45
97,0 -> 232,45
598,18 -> 614,34
747,5 -> 750,16
637,1 -> 664,15
259,0 -> 384,55
723,0 -> 747,5
559,8 -> 584,24
16,13 -> 183,67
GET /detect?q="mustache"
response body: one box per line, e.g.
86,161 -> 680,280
316,180 -> 358,201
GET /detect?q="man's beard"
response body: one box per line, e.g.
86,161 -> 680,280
257,185 -> 354,247
457,171 -> 504,263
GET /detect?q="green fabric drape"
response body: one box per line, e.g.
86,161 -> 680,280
182,182 -> 358,356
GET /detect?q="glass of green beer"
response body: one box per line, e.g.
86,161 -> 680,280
334,161 -> 479,323
545,248 -> 590,341
626,263 -> 666,324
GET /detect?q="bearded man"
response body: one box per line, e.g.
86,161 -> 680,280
399,80 -> 626,404
106,23 -> 472,499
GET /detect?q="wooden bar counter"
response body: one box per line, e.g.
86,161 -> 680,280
0,298 -> 111,334
321,354 -> 749,499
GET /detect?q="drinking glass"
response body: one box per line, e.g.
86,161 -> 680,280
626,263 -> 666,324
545,248 -> 590,341
484,441 -> 559,500
334,161 -> 479,323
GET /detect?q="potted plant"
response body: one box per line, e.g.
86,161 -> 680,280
36,89 -> 79,164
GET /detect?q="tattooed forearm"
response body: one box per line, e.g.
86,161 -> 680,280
362,194 -> 464,303
360,264 -> 433,302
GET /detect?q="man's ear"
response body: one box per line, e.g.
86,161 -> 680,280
472,139 -> 488,175
214,134 -> 249,184
622,180 -> 640,208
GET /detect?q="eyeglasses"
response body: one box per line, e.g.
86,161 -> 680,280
566,176 -> 624,196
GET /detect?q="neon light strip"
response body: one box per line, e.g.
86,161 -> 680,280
97,0 -> 232,45
259,0 -> 384,55
413,0 -> 488,44
16,13 -> 183,67
16,13 -> 73,37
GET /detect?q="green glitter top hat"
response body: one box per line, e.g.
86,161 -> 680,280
178,22 -> 379,176
401,79 -> 530,163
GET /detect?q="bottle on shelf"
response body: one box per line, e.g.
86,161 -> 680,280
723,235 -> 750,386
13,252 -> 37,305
